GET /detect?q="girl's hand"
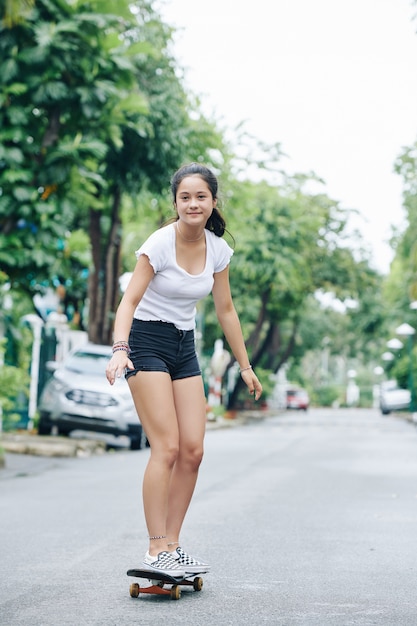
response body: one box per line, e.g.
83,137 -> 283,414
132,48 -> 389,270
241,368 -> 263,401
106,351 -> 134,385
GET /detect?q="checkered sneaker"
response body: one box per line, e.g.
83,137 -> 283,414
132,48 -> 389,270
170,546 -> 211,574
143,551 -> 186,577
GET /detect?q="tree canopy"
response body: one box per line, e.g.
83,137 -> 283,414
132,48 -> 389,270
1,0 -> 393,409
0,0 -> 225,342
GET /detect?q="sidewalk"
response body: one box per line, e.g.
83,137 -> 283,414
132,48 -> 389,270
0,433 -> 108,480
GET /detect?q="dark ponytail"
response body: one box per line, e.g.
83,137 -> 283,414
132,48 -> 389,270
205,207 -> 226,237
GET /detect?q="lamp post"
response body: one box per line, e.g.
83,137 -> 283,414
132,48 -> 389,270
396,323 -> 416,413
22,314 -> 44,430
373,366 -> 384,409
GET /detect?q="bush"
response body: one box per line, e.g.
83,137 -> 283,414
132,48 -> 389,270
0,362 -> 30,430
313,385 -> 340,407
358,386 -> 373,408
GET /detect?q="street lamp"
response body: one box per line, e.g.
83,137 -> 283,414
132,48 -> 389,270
386,338 -> 403,350
381,351 -> 394,362
382,338 -> 403,372
396,323 -> 416,413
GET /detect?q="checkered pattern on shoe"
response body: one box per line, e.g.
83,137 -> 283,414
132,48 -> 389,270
170,546 -> 210,573
143,551 -> 186,577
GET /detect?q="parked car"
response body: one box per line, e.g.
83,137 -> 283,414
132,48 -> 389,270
38,343 -> 146,449
379,380 -> 410,415
286,388 -> 310,411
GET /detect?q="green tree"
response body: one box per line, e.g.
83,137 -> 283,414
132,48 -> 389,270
201,170 -> 375,407
0,0 -> 143,294
86,4 -> 226,344
1,0 -> 386,414
391,141 -> 417,303
380,141 -> 417,399
1,0 -> 35,27
0,0 -> 224,344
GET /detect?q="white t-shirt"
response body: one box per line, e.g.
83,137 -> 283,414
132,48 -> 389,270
133,223 -> 234,330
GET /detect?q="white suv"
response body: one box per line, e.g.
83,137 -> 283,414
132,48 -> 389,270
38,343 -> 146,449
379,380 -> 410,415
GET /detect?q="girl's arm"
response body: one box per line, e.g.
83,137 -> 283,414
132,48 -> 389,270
106,254 -> 154,384
212,266 -> 263,400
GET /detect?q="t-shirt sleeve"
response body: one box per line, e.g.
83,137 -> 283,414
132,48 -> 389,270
214,238 -> 234,273
135,229 -> 168,273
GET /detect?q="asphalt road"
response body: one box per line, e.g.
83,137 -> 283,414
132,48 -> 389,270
1,408 -> 417,625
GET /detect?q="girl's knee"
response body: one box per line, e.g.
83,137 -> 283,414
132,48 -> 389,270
150,443 -> 179,468
168,445 -> 181,467
181,445 -> 204,470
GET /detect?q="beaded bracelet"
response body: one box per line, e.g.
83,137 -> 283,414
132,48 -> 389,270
112,347 -> 130,354
112,341 -> 131,355
240,365 -> 252,373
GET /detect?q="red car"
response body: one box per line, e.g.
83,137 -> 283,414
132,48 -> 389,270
286,388 -> 309,411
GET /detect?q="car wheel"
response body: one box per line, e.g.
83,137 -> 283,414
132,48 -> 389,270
130,437 -> 141,451
57,427 -> 71,437
37,414 -> 52,436
130,428 -> 148,450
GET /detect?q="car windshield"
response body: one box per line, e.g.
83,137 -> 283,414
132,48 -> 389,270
65,351 -> 111,375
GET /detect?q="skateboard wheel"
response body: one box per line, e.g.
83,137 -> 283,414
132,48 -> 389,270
129,583 -> 140,598
170,585 -> 181,600
193,577 -> 203,592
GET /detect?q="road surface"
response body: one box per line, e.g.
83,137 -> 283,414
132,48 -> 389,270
1,408 -> 417,625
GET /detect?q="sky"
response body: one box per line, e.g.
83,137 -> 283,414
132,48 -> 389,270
159,0 -> 417,274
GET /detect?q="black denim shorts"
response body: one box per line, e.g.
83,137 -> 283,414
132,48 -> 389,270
125,319 -> 201,381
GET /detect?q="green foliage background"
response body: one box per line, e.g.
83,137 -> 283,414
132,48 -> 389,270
1,0 -> 417,413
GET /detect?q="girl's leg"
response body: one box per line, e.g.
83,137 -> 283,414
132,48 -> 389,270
127,371 -> 179,556
166,375 -> 207,544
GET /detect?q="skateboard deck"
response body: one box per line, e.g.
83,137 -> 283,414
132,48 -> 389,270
127,568 -> 205,600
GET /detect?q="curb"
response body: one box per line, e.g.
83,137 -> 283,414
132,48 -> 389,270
2,433 -> 106,458
206,408 -> 271,430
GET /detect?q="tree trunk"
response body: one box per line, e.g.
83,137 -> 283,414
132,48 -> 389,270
226,318 -> 299,409
102,187 -> 122,345
87,208 -> 104,344
270,320 -> 298,373
245,290 -> 269,352
87,189 -> 123,346
226,319 -> 271,409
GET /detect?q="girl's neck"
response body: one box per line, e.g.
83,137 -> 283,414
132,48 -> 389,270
176,221 -> 205,242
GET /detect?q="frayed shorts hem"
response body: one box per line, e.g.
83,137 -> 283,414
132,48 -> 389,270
125,367 -> 202,382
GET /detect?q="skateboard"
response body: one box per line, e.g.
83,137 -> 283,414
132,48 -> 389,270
127,568 -> 205,600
